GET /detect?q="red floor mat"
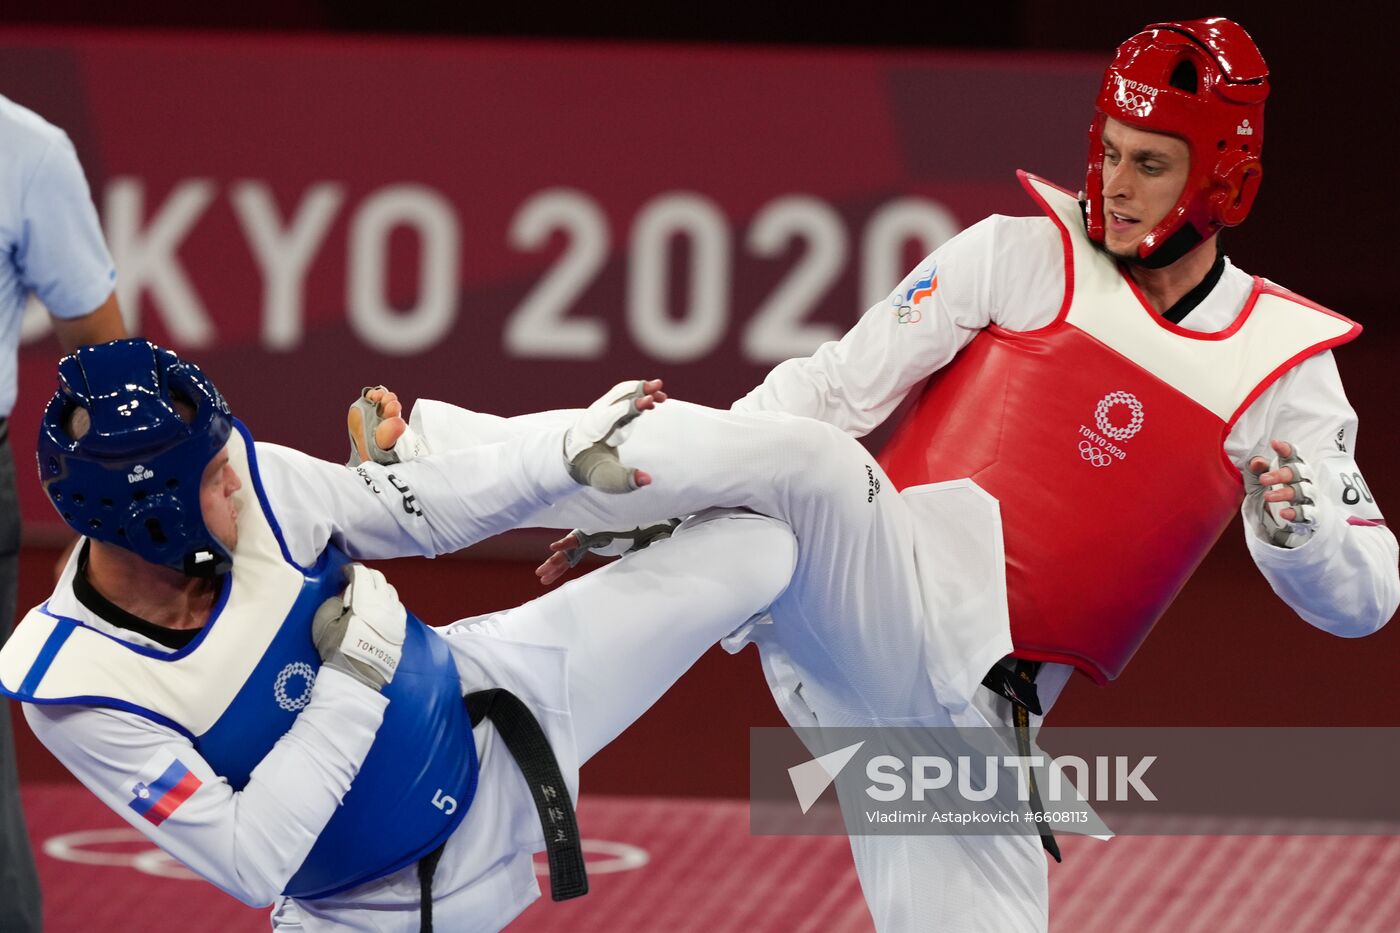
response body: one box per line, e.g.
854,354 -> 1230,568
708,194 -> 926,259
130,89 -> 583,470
21,783 -> 1400,932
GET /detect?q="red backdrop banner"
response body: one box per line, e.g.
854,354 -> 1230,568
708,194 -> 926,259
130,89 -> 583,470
4,32 -> 1112,524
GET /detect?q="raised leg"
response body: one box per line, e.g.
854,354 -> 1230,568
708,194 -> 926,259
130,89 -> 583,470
416,398 -> 936,723
447,509 -> 796,762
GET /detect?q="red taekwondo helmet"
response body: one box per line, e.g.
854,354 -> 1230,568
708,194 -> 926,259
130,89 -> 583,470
1085,17 -> 1270,268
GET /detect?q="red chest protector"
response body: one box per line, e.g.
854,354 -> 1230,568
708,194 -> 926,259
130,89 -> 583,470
878,173 -> 1360,684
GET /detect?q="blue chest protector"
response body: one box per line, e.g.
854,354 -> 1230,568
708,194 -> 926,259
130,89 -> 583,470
203,545 -> 479,898
0,423 -> 479,899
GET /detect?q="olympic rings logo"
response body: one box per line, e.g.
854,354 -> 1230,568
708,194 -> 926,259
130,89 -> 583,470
1078,440 -> 1113,468
273,662 -> 316,712
1094,391 -> 1144,441
1113,83 -> 1155,118
893,304 -> 923,325
42,829 -> 650,879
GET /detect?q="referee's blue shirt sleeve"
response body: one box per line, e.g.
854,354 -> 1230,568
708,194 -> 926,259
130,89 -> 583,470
17,131 -> 117,318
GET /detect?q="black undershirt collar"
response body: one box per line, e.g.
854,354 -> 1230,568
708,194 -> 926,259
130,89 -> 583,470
73,541 -> 205,650
1155,250 -> 1227,325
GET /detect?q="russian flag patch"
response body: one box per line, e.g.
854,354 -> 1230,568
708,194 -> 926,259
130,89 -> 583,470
903,265 -> 939,307
127,754 -> 203,826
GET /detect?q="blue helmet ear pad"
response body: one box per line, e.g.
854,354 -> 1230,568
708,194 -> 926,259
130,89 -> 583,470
37,338 -> 235,577
122,495 -> 189,566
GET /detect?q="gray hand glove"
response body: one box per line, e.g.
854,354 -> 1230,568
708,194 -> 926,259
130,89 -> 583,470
560,520 -> 681,568
312,564 -> 407,692
564,381 -> 650,493
1260,445 -> 1324,548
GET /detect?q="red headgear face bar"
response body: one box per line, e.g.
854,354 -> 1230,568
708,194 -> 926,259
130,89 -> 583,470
1084,17 -> 1270,268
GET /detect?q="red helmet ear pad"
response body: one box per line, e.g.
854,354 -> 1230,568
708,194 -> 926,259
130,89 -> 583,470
1085,18 -> 1269,263
1210,150 -> 1263,228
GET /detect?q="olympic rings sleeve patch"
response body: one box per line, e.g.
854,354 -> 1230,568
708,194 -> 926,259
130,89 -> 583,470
124,749 -> 204,826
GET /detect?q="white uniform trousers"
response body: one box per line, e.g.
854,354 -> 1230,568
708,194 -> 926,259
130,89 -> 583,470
273,509 -> 797,932
413,400 -> 1052,932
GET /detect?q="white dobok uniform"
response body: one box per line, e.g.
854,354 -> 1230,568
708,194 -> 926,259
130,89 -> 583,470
407,193 -> 1399,931
16,427 -> 797,933
729,197 -> 1400,930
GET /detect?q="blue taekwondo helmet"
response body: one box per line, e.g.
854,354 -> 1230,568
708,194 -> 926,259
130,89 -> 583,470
37,339 -> 235,577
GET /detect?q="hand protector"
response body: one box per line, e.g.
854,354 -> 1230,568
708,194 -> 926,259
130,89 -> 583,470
346,386 -> 426,467
1261,446 -> 1323,548
564,381 -> 649,493
312,564 -> 407,692
560,520 -> 681,567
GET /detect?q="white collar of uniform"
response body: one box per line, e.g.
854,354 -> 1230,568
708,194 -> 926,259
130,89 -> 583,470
45,541 -> 182,654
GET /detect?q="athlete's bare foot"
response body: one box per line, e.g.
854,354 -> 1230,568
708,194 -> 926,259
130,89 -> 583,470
348,386 -> 408,464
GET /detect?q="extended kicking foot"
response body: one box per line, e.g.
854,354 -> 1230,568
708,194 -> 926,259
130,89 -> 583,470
346,386 -> 424,466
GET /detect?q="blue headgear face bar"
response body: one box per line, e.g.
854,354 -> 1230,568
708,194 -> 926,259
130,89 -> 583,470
36,339 -> 235,577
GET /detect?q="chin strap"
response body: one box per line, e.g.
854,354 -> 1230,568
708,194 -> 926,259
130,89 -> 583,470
1136,222 -> 1208,270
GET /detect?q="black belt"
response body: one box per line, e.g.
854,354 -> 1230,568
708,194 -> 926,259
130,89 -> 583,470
0,416 -> 8,445
980,659 -> 1061,863
416,688 -> 589,933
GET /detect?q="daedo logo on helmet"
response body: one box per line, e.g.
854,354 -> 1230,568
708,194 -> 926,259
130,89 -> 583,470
37,339 -> 236,578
